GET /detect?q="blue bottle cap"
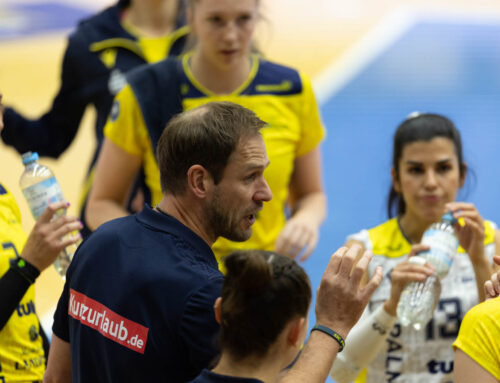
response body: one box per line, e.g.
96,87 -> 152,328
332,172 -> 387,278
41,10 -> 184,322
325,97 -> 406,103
21,151 -> 39,165
442,211 -> 457,224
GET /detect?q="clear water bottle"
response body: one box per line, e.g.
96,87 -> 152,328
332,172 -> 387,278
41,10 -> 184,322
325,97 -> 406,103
19,152 -> 80,278
397,212 -> 458,330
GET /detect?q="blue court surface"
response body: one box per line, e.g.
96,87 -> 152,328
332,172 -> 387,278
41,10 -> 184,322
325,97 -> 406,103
0,2 -> 91,39
306,18 -> 500,375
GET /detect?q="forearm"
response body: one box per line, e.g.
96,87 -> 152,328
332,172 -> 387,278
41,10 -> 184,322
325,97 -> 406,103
330,305 -> 397,383
281,331 -> 341,383
0,260 -> 40,329
291,192 -> 326,227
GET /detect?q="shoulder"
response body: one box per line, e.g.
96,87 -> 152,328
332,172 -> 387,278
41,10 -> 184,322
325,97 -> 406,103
348,218 -> 410,258
249,58 -> 304,96
69,5 -> 122,44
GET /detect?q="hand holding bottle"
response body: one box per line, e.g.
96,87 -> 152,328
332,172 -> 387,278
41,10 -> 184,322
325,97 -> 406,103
446,202 -> 485,264
21,202 -> 82,272
383,244 -> 435,316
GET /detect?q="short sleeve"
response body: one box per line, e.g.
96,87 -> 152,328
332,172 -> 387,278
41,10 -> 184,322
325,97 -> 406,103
296,73 -> 326,157
104,84 -> 150,157
453,298 -> 500,381
180,278 -> 223,377
52,277 -> 71,342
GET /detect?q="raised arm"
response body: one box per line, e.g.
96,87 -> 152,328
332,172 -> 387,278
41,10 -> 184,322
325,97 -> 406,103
281,245 -> 383,383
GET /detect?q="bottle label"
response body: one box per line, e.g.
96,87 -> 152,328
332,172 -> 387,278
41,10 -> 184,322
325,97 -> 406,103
22,177 -> 65,219
421,229 -> 458,271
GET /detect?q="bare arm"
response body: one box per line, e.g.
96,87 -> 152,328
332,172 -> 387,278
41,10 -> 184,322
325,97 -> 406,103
44,334 -> 72,383
275,147 -> 326,261
454,349 -> 498,383
281,245 -> 383,383
85,138 -> 141,231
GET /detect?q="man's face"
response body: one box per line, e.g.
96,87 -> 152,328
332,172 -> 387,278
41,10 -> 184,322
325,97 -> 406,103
206,134 -> 272,242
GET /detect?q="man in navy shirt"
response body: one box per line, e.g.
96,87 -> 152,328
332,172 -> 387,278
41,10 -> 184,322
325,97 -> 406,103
45,101 -> 272,383
44,101 -> 383,383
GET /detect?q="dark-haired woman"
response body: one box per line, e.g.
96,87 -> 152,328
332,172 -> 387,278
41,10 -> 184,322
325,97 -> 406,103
329,113 -> 500,383
189,250 -> 311,383
188,247 -> 383,383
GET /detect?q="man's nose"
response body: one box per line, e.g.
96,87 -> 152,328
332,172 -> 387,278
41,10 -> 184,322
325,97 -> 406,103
254,178 -> 272,202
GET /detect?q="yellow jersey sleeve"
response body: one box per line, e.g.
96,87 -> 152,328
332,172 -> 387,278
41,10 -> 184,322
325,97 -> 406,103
104,84 -> 150,157
296,73 -> 326,157
453,297 -> 500,381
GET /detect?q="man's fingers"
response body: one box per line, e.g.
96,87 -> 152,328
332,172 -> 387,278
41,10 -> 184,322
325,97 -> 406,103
349,249 -> 372,284
362,266 -> 384,300
325,246 -> 349,276
338,244 -> 361,277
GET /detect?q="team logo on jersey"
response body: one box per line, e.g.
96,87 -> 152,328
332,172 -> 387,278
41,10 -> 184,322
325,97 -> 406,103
108,69 -> 127,95
110,100 -> 120,122
256,80 -> 292,93
29,325 -> 39,341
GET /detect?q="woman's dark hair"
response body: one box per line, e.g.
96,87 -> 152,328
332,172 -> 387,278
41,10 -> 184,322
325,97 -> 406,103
388,113 -> 466,218
219,250 -> 311,360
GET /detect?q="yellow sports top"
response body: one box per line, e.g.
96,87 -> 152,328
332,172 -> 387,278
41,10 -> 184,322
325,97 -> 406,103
104,53 -> 325,264
0,184 -> 45,382
453,297 -> 500,381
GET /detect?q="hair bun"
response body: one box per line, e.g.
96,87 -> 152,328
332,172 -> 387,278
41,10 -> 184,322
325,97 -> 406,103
224,250 -> 273,294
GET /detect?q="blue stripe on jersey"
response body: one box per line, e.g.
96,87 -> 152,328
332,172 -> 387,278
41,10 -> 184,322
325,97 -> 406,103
0,184 -> 7,195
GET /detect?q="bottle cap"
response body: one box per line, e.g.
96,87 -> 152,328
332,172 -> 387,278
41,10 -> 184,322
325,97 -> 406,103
21,151 -> 39,165
441,211 -> 457,224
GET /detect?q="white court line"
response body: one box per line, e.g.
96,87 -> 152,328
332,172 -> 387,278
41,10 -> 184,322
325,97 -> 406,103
313,6 -> 416,104
313,5 -> 500,104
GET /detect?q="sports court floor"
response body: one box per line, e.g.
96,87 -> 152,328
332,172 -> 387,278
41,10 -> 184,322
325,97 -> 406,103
1,2 -> 500,380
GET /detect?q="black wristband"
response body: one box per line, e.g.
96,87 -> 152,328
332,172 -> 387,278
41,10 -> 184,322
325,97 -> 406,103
9,257 -> 40,284
311,324 -> 345,352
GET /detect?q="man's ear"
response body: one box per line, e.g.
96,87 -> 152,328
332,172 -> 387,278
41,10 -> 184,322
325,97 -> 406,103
391,168 -> 401,193
187,165 -> 212,198
214,297 -> 222,325
287,317 -> 305,347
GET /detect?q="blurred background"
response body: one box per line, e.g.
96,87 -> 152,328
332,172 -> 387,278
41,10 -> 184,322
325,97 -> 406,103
1,1 -> 500,381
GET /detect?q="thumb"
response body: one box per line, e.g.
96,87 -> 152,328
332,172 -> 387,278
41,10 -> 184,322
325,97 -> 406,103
493,255 -> 500,267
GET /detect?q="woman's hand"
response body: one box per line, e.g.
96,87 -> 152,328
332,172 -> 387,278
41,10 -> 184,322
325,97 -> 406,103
484,255 -> 500,300
275,213 -> 320,261
383,244 -> 435,315
21,201 -> 82,272
446,202 -> 485,264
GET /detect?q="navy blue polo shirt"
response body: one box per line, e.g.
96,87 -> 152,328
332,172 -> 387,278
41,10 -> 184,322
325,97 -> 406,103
53,205 -> 224,382
189,370 -> 264,383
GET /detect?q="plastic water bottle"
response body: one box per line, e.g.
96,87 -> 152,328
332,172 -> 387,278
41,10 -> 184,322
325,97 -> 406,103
397,212 -> 458,330
19,152 -> 80,278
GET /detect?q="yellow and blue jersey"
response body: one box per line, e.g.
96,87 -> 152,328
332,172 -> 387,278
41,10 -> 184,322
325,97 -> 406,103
348,218 -> 497,383
0,184 -> 45,382
104,54 -> 325,265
